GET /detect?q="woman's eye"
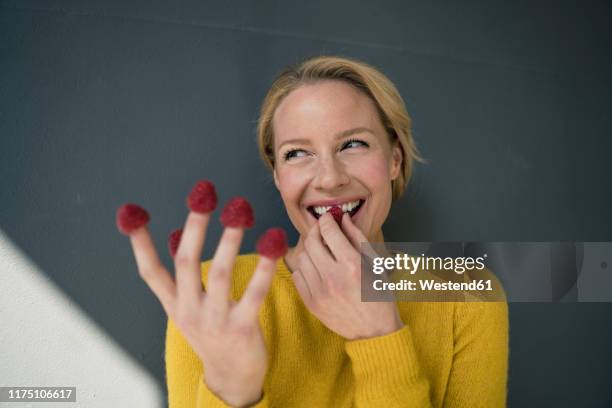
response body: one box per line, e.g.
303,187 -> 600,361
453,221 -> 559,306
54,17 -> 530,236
341,139 -> 368,150
283,140 -> 367,161
284,149 -> 307,161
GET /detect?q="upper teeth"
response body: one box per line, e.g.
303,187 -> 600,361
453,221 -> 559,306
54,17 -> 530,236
312,200 -> 361,215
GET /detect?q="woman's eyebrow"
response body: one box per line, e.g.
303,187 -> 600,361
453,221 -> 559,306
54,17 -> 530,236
277,127 -> 375,150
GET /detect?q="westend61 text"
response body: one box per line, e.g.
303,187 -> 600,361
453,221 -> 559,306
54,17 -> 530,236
373,279 -> 494,291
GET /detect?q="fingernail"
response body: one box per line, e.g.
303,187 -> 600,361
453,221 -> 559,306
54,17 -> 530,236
342,212 -> 349,224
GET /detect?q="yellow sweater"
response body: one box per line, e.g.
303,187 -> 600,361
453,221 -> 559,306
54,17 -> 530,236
166,254 -> 508,407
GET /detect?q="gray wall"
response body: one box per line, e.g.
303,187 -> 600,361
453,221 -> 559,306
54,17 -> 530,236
1,1 -> 611,406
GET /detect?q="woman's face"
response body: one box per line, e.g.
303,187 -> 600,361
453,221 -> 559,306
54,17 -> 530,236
272,80 -> 402,242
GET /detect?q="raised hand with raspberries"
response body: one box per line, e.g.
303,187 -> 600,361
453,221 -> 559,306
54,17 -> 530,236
116,179 -> 287,407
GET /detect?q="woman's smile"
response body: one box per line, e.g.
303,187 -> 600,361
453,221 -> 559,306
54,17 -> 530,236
304,197 -> 366,221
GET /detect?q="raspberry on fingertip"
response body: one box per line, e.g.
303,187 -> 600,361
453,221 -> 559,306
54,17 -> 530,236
187,180 -> 218,213
220,197 -> 255,229
116,203 -> 150,235
168,228 -> 183,258
328,206 -> 343,226
256,228 -> 288,259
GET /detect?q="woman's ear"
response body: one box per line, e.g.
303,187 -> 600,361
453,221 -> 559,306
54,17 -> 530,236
390,141 -> 402,181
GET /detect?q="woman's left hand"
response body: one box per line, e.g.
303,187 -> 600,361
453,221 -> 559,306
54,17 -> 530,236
292,212 -> 404,340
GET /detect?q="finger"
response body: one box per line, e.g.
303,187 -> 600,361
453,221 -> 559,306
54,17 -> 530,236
341,213 -> 379,261
297,250 -> 325,297
205,227 -> 243,321
318,212 -> 356,262
235,256 -> 277,321
130,227 -> 176,315
292,268 -> 313,306
175,211 -> 211,303
304,222 -> 335,274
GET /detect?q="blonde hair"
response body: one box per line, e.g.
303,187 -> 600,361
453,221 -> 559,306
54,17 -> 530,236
256,55 -> 424,201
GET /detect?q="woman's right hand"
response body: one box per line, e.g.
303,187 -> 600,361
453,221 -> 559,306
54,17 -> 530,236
125,205 -> 278,407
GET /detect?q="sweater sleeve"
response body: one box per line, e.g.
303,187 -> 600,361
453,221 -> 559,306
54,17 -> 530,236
165,317 -> 270,408
345,325 -> 433,408
345,301 -> 508,408
442,301 -> 509,408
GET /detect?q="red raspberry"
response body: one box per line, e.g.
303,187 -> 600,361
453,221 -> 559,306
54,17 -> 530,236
256,228 -> 288,259
168,228 -> 183,259
187,180 -> 217,213
116,203 -> 150,235
329,206 -> 344,226
220,197 -> 255,228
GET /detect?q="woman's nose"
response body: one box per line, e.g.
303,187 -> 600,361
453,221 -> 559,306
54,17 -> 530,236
313,157 -> 350,191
